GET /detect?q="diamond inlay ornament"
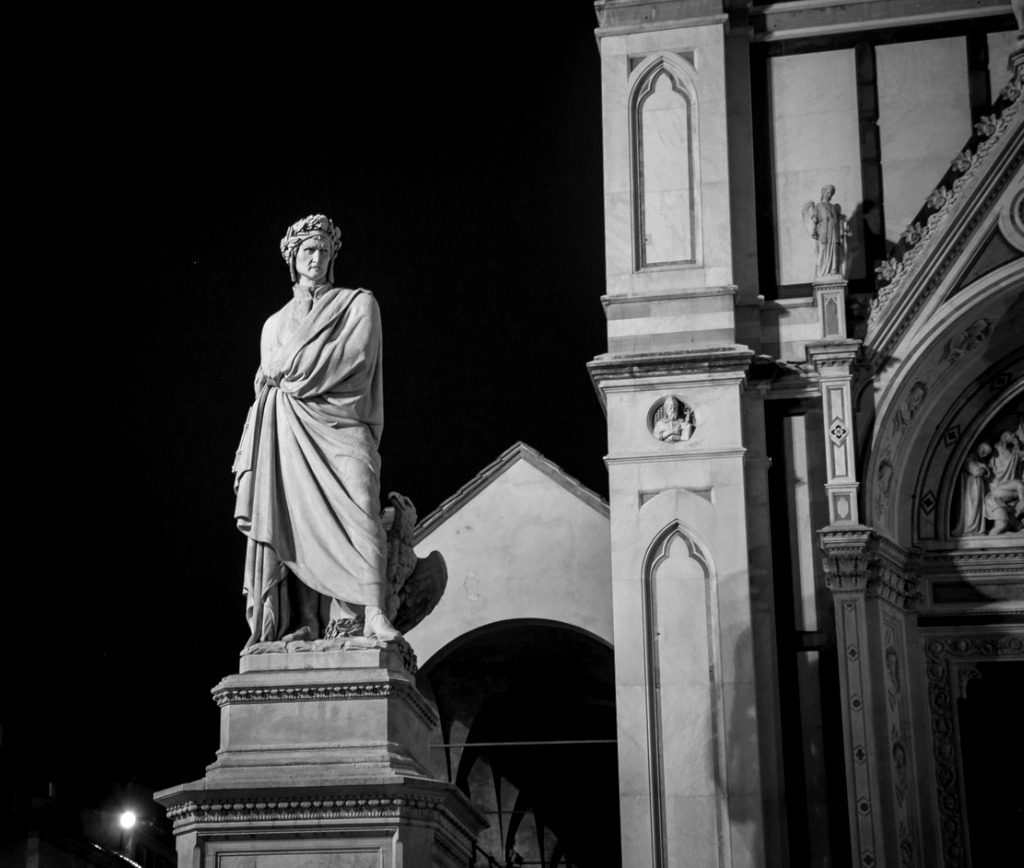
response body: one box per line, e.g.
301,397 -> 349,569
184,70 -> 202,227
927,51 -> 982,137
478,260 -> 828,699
920,489 -> 936,515
943,425 -> 961,447
990,372 -> 1011,390
829,417 -> 849,445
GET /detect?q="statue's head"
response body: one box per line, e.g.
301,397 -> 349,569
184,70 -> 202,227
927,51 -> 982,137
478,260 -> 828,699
821,184 -> 836,202
663,396 -> 679,420
280,214 -> 342,284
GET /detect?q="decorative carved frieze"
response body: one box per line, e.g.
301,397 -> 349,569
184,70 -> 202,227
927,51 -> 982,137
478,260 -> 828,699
865,69 -> 1022,350
212,680 -> 439,728
820,529 -> 921,609
882,617 -> 920,866
924,633 -> 1024,868
164,792 -> 480,849
821,529 -> 877,594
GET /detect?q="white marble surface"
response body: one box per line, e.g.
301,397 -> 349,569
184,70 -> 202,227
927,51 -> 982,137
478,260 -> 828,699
877,37 -> 972,245
408,451 -> 613,665
600,25 -> 734,298
640,72 -> 694,264
601,368 -> 768,867
770,49 -> 863,285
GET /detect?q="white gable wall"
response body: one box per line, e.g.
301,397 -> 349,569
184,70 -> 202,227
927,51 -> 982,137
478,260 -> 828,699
407,457 -> 613,665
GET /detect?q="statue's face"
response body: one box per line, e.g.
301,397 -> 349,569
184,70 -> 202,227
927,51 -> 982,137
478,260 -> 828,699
664,398 -> 678,420
295,236 -> 333,285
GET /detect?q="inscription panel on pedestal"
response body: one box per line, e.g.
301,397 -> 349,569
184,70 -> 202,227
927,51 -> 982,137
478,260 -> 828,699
210,837 -> 388,868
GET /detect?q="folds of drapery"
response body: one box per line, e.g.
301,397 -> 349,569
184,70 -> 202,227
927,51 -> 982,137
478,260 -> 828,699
233,287 -> 386,640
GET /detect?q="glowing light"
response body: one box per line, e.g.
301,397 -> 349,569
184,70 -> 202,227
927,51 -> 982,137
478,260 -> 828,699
119,811 -> 137,830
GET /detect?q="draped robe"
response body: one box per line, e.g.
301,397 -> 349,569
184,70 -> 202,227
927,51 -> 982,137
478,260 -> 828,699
813,200 -> 842,277
233,285 -> 385,641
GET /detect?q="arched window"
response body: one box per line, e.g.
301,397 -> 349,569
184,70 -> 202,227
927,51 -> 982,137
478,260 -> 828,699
631,58 -> 698,269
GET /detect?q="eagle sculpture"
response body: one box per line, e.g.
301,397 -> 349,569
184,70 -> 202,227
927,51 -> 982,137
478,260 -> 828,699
381,492 -> 448,635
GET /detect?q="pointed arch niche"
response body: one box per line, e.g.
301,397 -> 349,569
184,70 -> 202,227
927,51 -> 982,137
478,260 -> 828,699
641,521 -> 726,867
630,54 -> 699,270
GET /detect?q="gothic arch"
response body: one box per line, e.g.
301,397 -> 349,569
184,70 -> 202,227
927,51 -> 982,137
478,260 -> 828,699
628,52 -> 701,269
640,519 -> 726,868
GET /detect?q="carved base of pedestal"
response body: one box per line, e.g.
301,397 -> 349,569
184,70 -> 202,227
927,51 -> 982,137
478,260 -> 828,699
155,646 -> 485,867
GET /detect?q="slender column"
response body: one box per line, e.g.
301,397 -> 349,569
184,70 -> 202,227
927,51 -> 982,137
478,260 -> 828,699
820,529 -> 923,868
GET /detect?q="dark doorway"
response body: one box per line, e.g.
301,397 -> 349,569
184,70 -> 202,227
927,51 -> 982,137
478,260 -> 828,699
419,620 -> 619,867
959,659 -> 1024,867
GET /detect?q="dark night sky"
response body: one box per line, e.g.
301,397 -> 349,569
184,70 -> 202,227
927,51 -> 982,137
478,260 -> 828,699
5,3 -> 609,827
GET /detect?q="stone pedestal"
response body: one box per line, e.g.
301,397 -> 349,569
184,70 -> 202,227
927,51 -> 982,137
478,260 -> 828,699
155,644 -> 485,868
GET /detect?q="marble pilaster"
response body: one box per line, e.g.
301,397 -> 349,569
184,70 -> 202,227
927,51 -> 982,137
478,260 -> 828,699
820,529 -> 923,868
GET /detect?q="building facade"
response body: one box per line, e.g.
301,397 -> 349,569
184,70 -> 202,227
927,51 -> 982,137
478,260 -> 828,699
409,3 -> 1022,866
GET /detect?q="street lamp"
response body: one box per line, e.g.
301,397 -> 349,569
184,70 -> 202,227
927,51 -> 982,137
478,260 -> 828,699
119,810 -> 137,830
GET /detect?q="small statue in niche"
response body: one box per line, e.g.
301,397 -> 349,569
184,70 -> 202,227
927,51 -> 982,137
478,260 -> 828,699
952,425 -> 1024,536
653,396 -> 696,442
802,184 -> 849,279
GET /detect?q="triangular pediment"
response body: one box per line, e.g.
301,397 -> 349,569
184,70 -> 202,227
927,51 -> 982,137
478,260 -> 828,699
413,441 -> 608,544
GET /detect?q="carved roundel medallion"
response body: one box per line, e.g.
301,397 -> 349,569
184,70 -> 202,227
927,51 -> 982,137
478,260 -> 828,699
649,395 -> 696,443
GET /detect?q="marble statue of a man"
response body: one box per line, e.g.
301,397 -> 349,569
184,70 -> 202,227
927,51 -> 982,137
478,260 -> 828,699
233,214 -> 401,646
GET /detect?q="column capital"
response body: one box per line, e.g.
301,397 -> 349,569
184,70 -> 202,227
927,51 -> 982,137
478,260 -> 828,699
819,527 -> 921,609
806,339 -> 861,377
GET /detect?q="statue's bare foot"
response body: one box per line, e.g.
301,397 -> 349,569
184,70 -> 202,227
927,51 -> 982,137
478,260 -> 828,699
281,624 -> 317,642
364,608 -> 401,642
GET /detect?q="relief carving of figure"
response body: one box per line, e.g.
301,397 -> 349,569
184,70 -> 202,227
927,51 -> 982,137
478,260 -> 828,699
653,396 -> 696,443
232,214 -> 402,647
890,381 -> 927,439
802,184 -> 849,279
942,318 -> 992,364
952,425 -> 1024,537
